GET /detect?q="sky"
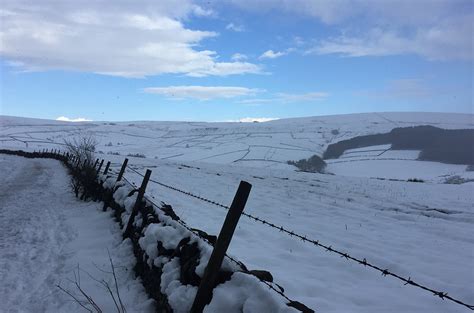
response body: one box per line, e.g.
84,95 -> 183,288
0,0 -> 472,122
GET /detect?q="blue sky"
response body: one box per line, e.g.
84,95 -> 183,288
0,0 -> 472,122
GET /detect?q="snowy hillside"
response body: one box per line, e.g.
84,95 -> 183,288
1,112 -> 473,312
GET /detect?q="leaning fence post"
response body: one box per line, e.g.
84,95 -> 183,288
103,158 -> 127,212
94,158 -> 100,169
103,161 -> 111,175
116,158 -> 129,182
97,159 -> 105,172
123,169 -> 151,239
190,181 -> 252,313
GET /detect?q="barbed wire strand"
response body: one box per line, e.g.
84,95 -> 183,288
140,193 -> 295,305
125,164 -> 474,311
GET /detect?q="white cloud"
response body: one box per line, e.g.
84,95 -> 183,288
226,23 -> 245,32
228,0 -> 467,26
0,1 -> 261,77
143,86 -> 262,100
227,0 -> 353,24
228,0 -> 473,60
185,61 -> 260,77
259,50 -> 286,59
231,53 -> 248,61
310,19 -> 473,60
277,92 -> 329,102
56,116 -> 92,122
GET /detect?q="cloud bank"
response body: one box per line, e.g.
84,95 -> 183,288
0,1 -> 261,77
144,85 -> 262,100
229,0 -> 473,60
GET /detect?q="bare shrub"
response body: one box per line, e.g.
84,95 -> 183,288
444,175 -> 474,184
64,134 -> 100,200
288,155 -> 326,173
127,153 -> 146,158
407,178 -> 424,183
65,134 -> 97,165
57,252 -> 126,313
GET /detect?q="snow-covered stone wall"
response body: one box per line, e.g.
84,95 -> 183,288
99,173 -> 311,313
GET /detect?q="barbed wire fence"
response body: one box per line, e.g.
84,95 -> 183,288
146,196 -> 293,303
117,168 -> 295,306
125,164 -> 474,311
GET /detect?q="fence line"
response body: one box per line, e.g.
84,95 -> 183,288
117,166 -> 298,308
142,194 -> 294,305
125,164 -> 474,311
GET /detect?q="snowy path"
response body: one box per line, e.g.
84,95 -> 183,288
0,155 -> 152,312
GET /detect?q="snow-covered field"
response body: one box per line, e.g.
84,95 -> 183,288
325,145 -> 472,181
1,112 -> 473,312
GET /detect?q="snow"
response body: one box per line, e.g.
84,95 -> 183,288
0,155 -> 153,312
326,144 -> 470,181
1,112 -> 474,313
327,159 -> 468,180
203,272 -> 295,313
133,198 -> 283,313
161,258 -> 198,313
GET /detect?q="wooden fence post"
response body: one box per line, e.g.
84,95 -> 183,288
123,169 -> 151,239
116,158 -> 129,182
103,161 -> 111,175
97,159 -> 104,172
94,158 -> 99,168
190,181 -> 252,313
102,158 -> 127,212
